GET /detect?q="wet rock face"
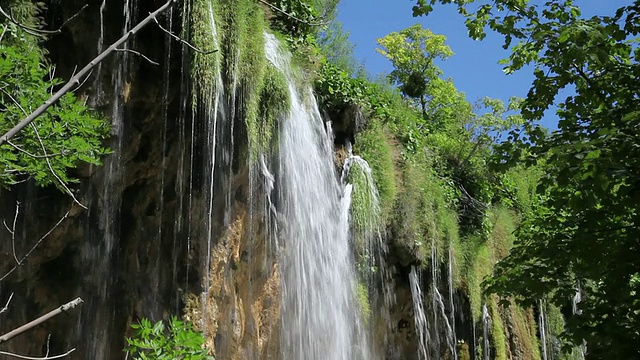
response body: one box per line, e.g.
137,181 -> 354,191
0,0 -> 279,358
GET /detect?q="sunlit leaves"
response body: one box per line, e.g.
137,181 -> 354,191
376,24 -> 453,113
125,317 -> 213,360
0,12 -> 109,190
414,0 -> 640,357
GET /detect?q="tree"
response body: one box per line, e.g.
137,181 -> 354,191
414,0 -> 640,357
376,24 -> 453,118
0,1 -> 110,191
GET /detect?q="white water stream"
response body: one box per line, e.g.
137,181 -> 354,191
266,33 -> 370,360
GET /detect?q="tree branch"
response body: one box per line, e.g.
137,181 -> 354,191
0,208 -> 71,282
0,293 -> 14,315
30,123 -> 86,209
152,16 -> 217,54
114,48 -> 159,65
0,0 -> 177,145
0,4 -> 88,37
0,348 -> 75,360
0,298 -> 83,344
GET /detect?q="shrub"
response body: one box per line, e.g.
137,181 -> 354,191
125,317 -> 213,360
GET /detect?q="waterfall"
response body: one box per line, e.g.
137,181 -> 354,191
409,266 -> 430,360
572,288 -> 586,359
201,1 -> 225,334
341,149 -> 393,354
482,303 -> 490,360
539,300 -> 548,360
448,247 -> 458,360
265,33 -> 369,360
78,0 -> 135,357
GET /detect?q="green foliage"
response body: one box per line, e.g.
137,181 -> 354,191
346,161 -> 382,248
252,64 -> 290,159
125,317 -> 213,360
355,281 -> 371,324
487,298 -> 508,360
0,4 -> 109,189
270,0 -> 319,42
353,120 -> 397,222
415,1 -> 640,357
376,24 -> 453,116
189,0 -> 222,104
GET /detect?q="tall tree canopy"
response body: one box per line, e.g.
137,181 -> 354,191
376,24 -> 453,117
414,0 -> 640,358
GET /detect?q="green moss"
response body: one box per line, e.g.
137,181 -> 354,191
192,0 -> 292,159
487,297 -> 508,360
347,161 -> 382,250
467,240 -> 491,320
458,342 -> 471,360
190,0 -> 221,103
487,206 -> 518,259
250,64 -> 290,160
354,120 -> 397,222
355,281 -> 371,324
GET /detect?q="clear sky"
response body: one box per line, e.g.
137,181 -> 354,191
337,0 -> 629,129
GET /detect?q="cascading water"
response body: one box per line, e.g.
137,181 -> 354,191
265,33 -> 370,360
409,266 -> 430,360
200,1 -> 225,335
434,284 -> 456,359
539,300 -> 548,360
572,288 -> 587,359
430,244 -> 457,359
78,0 -> 134,357
482,303 -> 491,360
448,247 -> 458,360
341,146 -> 394,355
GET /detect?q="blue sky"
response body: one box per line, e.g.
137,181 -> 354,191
337,0 -> 629,129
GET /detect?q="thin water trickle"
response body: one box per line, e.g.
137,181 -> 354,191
447,248 -> 458,360
539,300 -> 548,360
482,303 -> 490,360
430,244 -> 441,358
266,33 -> 369,360
201,1 -> 225,332
410,266 -> 430,360
434,285 -> 456,359
572,288 -> 587,359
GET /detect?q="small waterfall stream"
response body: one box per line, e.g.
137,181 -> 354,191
572,288 -> 587,359
482,303 -> 491,360
409,266 -> 430,360
266,33 -> 369,360
539,300 -> 549,360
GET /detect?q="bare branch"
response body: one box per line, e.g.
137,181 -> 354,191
71,69 -> 93,93
0,208 -> 71,282
45,334 -> 51,357
0,348 -> 75,360
0,24 -> 8,43
0,88 -> 28,116
7,140 -> 64,159
152,16 -> 217,54
11,202 -> 19,264
0,293 -> 14,314
0,4 -> 88,37
0,0 -> 177,145
115,48 -> 159,65
0,298 -> 83,344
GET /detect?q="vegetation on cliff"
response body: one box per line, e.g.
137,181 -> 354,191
4,0 -> 638,358
0,1 -> 109,189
